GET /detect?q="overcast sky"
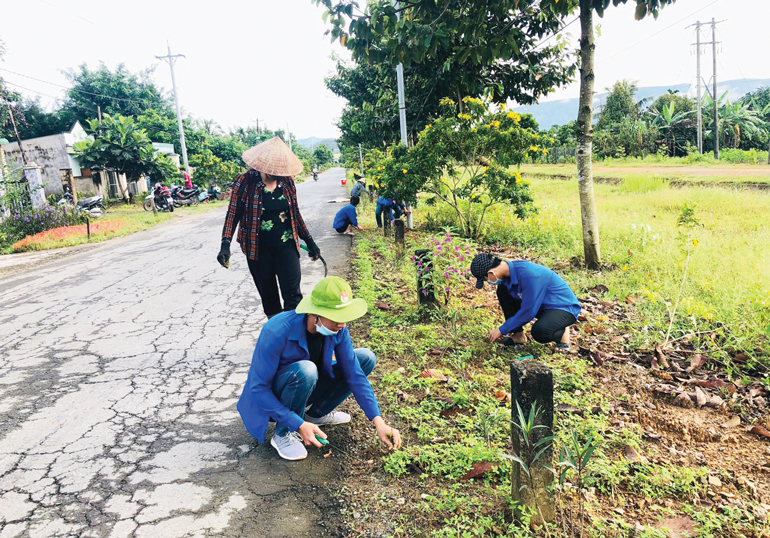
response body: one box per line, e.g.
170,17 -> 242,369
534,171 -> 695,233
0,0 -> 767,140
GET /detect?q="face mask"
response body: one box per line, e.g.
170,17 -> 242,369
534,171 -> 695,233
315,320 -> 339,336
487,278 -> 503,286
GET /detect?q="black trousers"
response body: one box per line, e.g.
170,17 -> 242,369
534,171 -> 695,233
247,244 -> 303,318
496,285 -> 577,344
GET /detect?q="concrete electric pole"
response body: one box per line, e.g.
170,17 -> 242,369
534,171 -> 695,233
689,19 -> 723,159
156,43 -> 190,173
393,0 -> 412,228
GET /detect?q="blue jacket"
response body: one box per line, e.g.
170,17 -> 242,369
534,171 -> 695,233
498,261 -> 582,335
333,204 -> 359,229
237,311 -> 381,443
376,196 -> 393,207
350,181 -> 369,197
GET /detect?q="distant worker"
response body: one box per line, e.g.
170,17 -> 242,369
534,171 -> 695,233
469,253 -> 581,352
350,174 -> 369,198
333,195 -> 363,236
182,169 -> 192,189
375,196 -> 408,229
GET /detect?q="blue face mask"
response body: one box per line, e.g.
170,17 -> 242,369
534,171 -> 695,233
487,278 -> 503,286
315,320 -> 339,336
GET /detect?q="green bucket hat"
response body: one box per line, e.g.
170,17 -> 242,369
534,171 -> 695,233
296,276 -> 368,323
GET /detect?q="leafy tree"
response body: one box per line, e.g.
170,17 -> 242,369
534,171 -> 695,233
646,92 -> 696,156
596,80 -> 641,130
189,149 -> 242,186
313,144 -> 334,166
317,0 -> 577,107
1,97 -> 77,140
539,0 -> 676,270
62,63 -> 171,125
74,115 -> 177,196
377,97 -> 538,240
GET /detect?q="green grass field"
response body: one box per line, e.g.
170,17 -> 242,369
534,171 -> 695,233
521,162 -> 770,186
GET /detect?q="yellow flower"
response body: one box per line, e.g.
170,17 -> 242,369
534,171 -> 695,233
498,102 -> 506,110
692,239 -> 699,247
541,149 -> 548,155
440,97 -> 455,106
529,146 -> 539,152
402,169 -> 408,174
491,120 -> 501,128
621,265 -> 629,271
507,111 -> 521,123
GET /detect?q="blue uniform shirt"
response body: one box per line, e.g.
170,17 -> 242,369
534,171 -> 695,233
498,261 -> 582,335
237,311 -> 381,443
333,204 -> 359,229
350,181 -> 368,197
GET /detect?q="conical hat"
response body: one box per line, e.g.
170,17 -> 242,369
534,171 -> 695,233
242,136 -> 304,177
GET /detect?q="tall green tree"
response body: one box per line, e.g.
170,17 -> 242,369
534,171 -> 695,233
74,115 -> 177,196
62,63 -> 172,125
313,144 -> 334,166
316,0 -> 577,106
539,0 -> 676,269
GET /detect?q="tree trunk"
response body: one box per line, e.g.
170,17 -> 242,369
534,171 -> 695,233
576,0 -> 601,270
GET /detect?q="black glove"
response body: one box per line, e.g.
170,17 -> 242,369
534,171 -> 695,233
304,237 -> 321,261
217,239 -> 231,268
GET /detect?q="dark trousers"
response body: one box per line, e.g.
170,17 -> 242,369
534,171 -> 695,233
496,285 -> 577,344
247,244 -> 302,317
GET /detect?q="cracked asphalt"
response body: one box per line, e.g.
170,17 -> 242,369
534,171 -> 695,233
0,168 -> 357,538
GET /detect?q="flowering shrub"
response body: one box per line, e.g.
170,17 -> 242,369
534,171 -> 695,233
413,231 -> 476,306
11,219 -> 127,252
0,204 -> 83,249
377,96 -> 540,240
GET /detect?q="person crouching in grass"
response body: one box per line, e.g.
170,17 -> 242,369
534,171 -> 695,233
237,276 -> 401,460
470,253 -> 582,352
333,195 -> 364,236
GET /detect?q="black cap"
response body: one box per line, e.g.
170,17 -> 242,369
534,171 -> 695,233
470,253 -> 501,289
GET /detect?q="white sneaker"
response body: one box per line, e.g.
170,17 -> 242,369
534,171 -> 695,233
304,411 -> 351,426
270,431 -> 308,461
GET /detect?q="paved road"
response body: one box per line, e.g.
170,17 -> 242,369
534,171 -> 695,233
0,169 -> 355,538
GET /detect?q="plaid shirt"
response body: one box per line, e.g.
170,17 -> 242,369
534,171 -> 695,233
221,170 -> 311,261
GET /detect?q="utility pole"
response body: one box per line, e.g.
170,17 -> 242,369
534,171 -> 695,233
711,18 -> 719,160
2,88 -> 28,165
358,143 -> 364,176
690,21 -> 703,154
156,43 -> 190,173
393,0 -> 412,228
286,123 -> 292,150
691,19 -> 723,159
255,118 -> 260,134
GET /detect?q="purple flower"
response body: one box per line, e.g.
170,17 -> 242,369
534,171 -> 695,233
445,287 -> 450,292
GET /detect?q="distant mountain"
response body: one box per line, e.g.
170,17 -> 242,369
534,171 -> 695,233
296,137 -> 339,153
514,78 -> 770,130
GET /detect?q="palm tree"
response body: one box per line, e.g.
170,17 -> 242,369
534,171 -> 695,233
650,102 -> 694,156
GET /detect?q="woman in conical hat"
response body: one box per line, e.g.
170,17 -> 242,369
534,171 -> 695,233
217,136 -> 321,318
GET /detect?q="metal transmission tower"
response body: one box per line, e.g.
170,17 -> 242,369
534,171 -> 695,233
156,43 -> 190,173
689,19 -> 723,159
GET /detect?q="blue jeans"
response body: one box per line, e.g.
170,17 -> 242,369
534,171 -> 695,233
272,348 -> 377,436
375,203 -> 391,228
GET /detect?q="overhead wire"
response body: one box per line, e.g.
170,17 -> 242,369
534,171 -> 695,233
598,0 -> 721,65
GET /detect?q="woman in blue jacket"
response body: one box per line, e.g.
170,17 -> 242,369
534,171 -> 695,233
470,253 -> 581,351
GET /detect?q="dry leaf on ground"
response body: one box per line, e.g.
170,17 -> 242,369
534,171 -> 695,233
749,425 -> 770,439
461,462 -> 499,481
418,369 -> 448,381
721,416 -> 741,429
374,302 -> 390,310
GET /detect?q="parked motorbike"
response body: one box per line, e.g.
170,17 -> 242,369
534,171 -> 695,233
143,183 -> 174,212
170,184 -> 201,206
205,184 -> 222,202
58,193 -> 105,218
313,171 -> 318,181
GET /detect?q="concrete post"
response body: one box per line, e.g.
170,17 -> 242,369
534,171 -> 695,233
414,248 -> 437,307
510,359 -> 555,525
393,219 -> 405,257
24,164 -> 46,208
383,216 -> 391,237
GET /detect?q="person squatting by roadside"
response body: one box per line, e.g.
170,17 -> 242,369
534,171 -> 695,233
217,137 -> 321,318
332,195 -> 364,236
237,276 -> 402,460
470,253 -> 581,351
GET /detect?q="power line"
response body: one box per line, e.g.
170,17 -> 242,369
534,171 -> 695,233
0,67 -> 159,105
598,0 -> 721,65
36,0 -> 97,25
534,16 -> 579,51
